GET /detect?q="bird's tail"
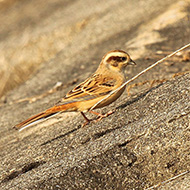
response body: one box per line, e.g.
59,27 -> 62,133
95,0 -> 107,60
14,103 -> 76,131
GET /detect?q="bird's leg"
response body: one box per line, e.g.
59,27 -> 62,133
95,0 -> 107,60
80,112 -> 92,127
80,109 -> 115,126
89,109 -> 115,122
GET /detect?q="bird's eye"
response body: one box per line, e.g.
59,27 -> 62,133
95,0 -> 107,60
121,57 -> 126,61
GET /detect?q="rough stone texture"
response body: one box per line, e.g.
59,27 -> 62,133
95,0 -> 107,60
0,0 -> 190,189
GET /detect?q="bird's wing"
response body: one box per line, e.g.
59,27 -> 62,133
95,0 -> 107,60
56,74 -> 117,105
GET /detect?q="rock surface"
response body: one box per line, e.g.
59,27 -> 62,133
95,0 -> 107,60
0,0 -> 190,189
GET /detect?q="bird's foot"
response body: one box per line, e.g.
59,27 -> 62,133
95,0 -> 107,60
81,112 -> 93,127
90,110 -> 115,122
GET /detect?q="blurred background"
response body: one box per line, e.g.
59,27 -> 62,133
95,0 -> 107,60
0,0 -> 189,99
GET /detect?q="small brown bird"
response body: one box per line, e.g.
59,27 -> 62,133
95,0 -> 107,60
14,50 -> 136,131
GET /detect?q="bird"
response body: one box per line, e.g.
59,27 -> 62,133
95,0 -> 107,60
14,50 -> 136,131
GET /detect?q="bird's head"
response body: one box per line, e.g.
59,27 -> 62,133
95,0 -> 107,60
100,50 -> 136,72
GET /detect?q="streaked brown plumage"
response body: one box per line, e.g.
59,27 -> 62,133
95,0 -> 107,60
14,50 -> 136,131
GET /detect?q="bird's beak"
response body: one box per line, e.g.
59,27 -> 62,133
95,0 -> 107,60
128,59 -> 136,66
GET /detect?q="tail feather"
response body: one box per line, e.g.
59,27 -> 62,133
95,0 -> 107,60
14,112 -> 59,131
14,103 -> 77,131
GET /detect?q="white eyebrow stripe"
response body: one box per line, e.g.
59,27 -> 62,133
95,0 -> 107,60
104,52 -> 126,61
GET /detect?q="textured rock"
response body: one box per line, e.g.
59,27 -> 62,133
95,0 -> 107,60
0,0 -> 190,189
